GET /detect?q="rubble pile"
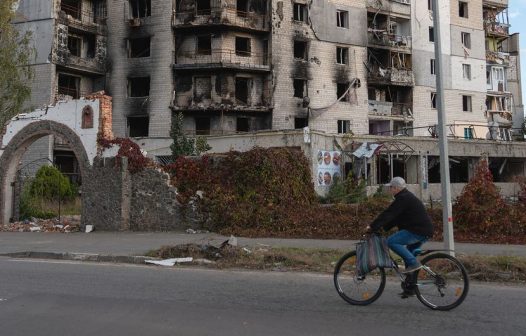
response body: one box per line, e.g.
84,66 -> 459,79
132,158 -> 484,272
1,215 -> 81,233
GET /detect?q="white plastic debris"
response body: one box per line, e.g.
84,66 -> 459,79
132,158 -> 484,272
145,257 -> 193,266
242,247 -> 252,254
228,235 -> 238,246
54,224 -> 64,229
85,225 -> 94,233
194,258 -> 215,264
29,226 -> 41,232
186,228 -> 197,234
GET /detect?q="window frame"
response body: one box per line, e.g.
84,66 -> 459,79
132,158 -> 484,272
462,95 -> 472,112
462,64 -> 471,80
336,46 -> 349,65
461,32 -> 471,49
336,10 -> 349,28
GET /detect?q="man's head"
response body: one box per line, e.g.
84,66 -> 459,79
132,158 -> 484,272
385,176 -> 406,195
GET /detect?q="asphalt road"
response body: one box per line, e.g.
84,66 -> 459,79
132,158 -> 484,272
0,257 -> 524,336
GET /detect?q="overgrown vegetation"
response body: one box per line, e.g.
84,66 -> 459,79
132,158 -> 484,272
98,137 -> 155,173
0,0 -> 35,129
170,111 -> 211,160
20,165 -> 79,219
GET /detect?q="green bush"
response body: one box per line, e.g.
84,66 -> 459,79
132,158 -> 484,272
29,165 -> 76,201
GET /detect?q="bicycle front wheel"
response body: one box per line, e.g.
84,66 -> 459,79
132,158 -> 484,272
333,251 -> 386,305
415,253 -> 469,311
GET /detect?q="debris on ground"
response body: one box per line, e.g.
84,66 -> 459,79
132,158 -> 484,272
1,216 -> 81,233
85,225 -> 94,233
145,257 -> 194,266
185,228 -> 209,234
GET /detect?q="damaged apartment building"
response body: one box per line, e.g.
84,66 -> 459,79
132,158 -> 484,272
11,0 -> 526,193
13,0 -> 107,179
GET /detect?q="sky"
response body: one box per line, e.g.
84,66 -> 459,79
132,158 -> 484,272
509,0 -> 526,108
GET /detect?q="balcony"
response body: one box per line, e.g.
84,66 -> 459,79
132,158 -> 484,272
491,111 -> 513,126
366,0 -> 411,17
368,31 -> 412,51
484,21 -> 509,38
58,3 -> 107,35
173,8 -> 269,33
367,67 -> 414,86
486,50 -> 510,65
173,49 -> 270,72
368,100 -> 413,119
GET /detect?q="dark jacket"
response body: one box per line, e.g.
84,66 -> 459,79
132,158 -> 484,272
370,188 -> 434,237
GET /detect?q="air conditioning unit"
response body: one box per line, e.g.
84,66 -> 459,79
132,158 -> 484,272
129,18 -> 142,27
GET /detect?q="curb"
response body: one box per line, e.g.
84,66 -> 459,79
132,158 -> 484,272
0,251 -> 154,264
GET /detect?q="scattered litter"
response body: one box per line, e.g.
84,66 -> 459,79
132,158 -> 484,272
228,235 -> 238,246
242,247 -> 252,254
1,216 -> 81,233
85,225 -> 94,233
194,258 -> 215,264
145,257 -> 193,266
185,228 -> 210,234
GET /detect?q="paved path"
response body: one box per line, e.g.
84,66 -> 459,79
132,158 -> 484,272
0,232 -> 524,257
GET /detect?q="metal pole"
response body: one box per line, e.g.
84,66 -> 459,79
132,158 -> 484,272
432,0 -> 455,255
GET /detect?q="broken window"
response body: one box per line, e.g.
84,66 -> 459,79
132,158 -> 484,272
336,47 -> 348,65
129,0 -> 151,18
293,79 -> 306,98
462,64 -> 471,80
235,37 -> 251,56
195,117 -> 211,135
295,117 -> 308,129
196,0 -> 211,15
58,73 -> 80,99
294,40 -> 308,60
237,0 -> 248,17
429,27 -> 434,42
336,10 -> 348,28
197,35 -> 212,55
431,92 -> 437,108
236,117 -> 250,132
67,34 -> 81,57
337,120 -> 350,134
461,32 -> 471,49
337,83 -> 349,102
85,34 -> 96,58
61,0 -> 81,20
235,77 -> 250,104
128,77 -> 150,97
430,59 -> 435,75
462,95 -> 472,112
128,37 -> 151,58
459,1 -> 468,18
293,3 -> 307,22
194,76 -> 212,101
93,0 -> 107,23
128,116 -> 149,137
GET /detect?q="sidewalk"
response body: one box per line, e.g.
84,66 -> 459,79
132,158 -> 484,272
1,231 -> 525,259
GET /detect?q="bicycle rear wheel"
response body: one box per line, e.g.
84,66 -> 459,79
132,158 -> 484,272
415,253 -> 469,311
333,251 -> 386,305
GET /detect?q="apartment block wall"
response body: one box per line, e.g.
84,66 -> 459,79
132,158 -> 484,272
270,0 -> 368,134
106,0 -> 174,138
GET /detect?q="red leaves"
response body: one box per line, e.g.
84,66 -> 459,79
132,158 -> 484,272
98,137 -> 154,174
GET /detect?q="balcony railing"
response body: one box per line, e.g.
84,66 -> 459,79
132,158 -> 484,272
484,20 -> 509,37
172,90 -> 272,111
366,0 -> 411,16
367,67 -> 414,86
58,3 -> 107,34
174,49 -> 270,71
368,100 -> 413,118
173,8 -> 269,31
486,50 -> 510,65
65,54 -> 105,74
368,31 -> 412,50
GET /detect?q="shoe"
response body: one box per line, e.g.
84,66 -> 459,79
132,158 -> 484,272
401,262 -> 422,274
398,290 -> 416,299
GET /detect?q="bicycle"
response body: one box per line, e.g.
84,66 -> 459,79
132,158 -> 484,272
333,236 -> 470,311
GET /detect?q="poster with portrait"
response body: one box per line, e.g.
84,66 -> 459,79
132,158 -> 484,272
316,150 -> 342,186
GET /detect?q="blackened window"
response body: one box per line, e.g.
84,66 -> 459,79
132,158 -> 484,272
235,77 -> 249,104
128,116 -> 149,137
235,37 -> 251,56
293,79 -> 306,98
196,0 -> 211,15
429,27 -> 434,42
129,0 -> 151,18
58,73 -> 80,99
295,117 -> 308,129
128,77 -> 150,97
337,83 -> 349,102
294,40 -> 308,60
128,37 -> 151,58
236,117 -> 250,132
195,117 -> 211,135
197,35 -> 212,55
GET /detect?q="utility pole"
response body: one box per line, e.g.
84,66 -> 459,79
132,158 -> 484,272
432,0 -> 455,255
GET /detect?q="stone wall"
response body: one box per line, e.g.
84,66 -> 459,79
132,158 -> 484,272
83,156 -> 198,231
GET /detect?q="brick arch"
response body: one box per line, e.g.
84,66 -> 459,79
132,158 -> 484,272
0,120 -> 91,224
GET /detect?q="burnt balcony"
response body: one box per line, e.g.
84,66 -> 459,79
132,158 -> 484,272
173,49 -> 270,72
58,3 -> 107,35
173,8 -> 270,33
368,31 -> 412,51
367,100 -> 413,119
54,51 -> 105,75
367,67 -> 414,86
486,50 -> 510,65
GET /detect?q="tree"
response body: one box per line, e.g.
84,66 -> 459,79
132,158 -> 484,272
0,0 -> 35,130
170,112 -> 211,160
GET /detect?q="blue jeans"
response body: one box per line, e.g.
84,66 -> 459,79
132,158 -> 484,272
387,230 -> 428,267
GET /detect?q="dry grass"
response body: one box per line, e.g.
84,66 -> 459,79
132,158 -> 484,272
146,244 -> 526,283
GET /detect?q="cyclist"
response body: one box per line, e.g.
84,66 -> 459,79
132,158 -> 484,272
366,177 -> 434,295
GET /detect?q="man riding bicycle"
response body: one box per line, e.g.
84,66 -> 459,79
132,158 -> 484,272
366,177 -> 434,278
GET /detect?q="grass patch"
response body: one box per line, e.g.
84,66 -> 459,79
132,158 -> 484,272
146,244 -> 526,283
